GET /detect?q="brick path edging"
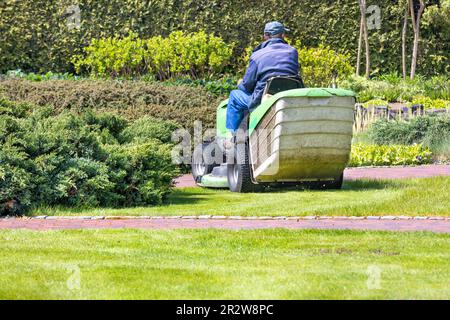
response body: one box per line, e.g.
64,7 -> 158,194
6,215 -> 449,221
1,216 -> 449,233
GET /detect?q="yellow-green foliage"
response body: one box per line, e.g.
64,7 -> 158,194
73,31 -> 234,80
408,95 -> 450,110
349,143 -> 432,167
363,99 -> 389,107
72,33 -> 146,78
239,41 -> 354,87
295,42 -> 354,87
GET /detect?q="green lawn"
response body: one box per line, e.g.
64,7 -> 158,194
0,229 -> 448,299
34,177 -> 450,217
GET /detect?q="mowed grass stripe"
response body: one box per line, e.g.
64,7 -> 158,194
33,177 -> 450,217
0,229 -> 448,299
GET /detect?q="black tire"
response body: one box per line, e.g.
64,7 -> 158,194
318,173 -> 344,190
227,141 -> 262,193
192,142 -> 218,184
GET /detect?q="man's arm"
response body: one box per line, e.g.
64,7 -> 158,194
293,49 -> 299,74
293,49 -> 299,71
237,59 -> 258,94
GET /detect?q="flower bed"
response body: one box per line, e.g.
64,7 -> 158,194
349,143 -> 432,167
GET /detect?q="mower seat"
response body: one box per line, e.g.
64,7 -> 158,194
261,75 -> 305,103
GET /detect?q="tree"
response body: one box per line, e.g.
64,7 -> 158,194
357,0 -> 371,78
356,18 -> 363,76
409,0 -> 426,79
401,0 -> 409,79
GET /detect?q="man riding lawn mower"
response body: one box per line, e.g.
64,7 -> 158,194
192,22 -> 356,192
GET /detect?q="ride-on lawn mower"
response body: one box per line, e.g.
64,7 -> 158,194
192,76 -> 356,192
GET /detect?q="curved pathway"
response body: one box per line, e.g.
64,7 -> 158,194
174,164 -> 450,187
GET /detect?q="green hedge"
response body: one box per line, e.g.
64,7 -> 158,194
0,79 -> 223,130
0,98 -> 179,215
0,0 -> 448,77
368,114 -> 450,150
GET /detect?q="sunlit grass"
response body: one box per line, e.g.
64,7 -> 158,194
0,229 -> 448,299
33,177 -> 450,217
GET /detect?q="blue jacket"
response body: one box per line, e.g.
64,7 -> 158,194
238,38 -> 299,110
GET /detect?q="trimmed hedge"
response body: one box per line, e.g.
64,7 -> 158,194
0,79 -> 223,130
0,98 -> 179,215
0,0 -> 448,77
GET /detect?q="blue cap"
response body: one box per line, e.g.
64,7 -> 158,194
264,21 -> 289,36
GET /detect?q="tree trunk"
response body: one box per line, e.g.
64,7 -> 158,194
402,1 -> 409,80
359,0 -> 370,78
409,0 -> 425,79
356,18 -> 363,76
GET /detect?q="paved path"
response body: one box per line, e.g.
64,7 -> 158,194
1,166 -> 448,233
1,217 -> 449,233
174,165 -> 450,187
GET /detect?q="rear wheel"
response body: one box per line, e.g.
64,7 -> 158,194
315,173 -> 344,190
325,173 -> 344,189
227,141 -> 262,193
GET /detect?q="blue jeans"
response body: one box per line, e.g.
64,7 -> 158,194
226,89 -> 252,132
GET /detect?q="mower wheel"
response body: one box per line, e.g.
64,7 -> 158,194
227,141 -> 262,193
315,173 -> 344,190
192,142 -> 219,184
324,173 -> 344,189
